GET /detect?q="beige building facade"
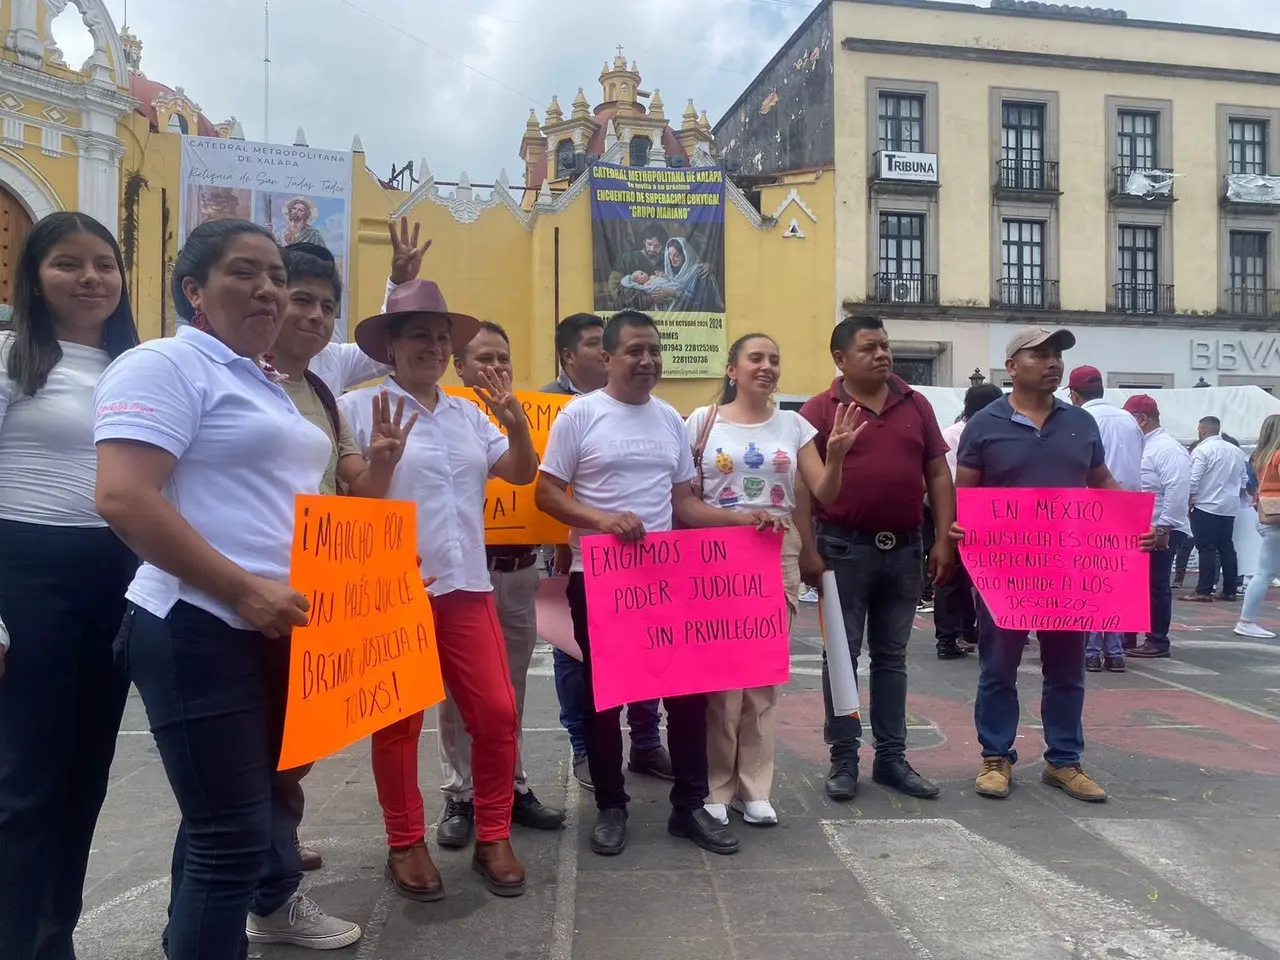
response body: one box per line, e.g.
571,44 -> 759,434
715,0 -> 1280,391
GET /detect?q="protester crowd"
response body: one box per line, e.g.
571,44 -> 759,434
0,210 -> 1276,959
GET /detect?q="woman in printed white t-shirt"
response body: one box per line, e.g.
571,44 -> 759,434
685,333 -> 863,827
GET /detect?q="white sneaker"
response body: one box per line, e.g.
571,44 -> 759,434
731,798 -> 778,826
1234,621 -> 1277,640
702,802 -> 729,825
246,891 -> 362,949
799,586 -> 820,604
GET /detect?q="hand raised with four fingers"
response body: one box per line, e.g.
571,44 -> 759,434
368,391 -> 419,465
388,216 -> 433,285
826,403 -> 866,460
472,366 -> 525,431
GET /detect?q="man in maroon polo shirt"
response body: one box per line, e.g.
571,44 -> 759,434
800,315 -> 955,801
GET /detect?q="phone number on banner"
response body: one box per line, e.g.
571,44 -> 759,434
657,314 -> 726,379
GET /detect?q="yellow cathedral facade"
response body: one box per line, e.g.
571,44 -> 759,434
0,0 -> 836,412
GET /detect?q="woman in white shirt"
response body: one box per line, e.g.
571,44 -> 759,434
339,278 -> 538,901
685,333 -> 861,827
92,219 -> 359,959
0,212 -> 139,960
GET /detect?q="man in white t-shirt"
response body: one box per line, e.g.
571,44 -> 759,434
535,311 -> 776,859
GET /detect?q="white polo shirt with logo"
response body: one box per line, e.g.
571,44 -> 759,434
93,326 -> 332,628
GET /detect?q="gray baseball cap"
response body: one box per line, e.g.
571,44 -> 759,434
1004,326 -> 1076,360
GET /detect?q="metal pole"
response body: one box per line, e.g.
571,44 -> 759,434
264,1 -> 271,142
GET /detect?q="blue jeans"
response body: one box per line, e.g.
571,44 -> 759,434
1146,531 -> 1185,653
552,648 -> 661,758
1242,523 -> 1280,624
0,521 -> 136,960
126,602 -> 299,960
816,526 -> 922,764
1084,631 -> 1125,657
975,603 -> 1086,768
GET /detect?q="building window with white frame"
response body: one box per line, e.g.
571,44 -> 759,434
878,93 -> 924,154
1000,102 -> 1046,190
1228,118 -> 1268,176
875,212 -> 933,303
1227,230 -> 1272,316
1000,219 -> 1049,308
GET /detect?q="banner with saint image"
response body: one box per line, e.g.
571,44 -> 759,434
178,137 -> 353,339
589,161 -> 727,378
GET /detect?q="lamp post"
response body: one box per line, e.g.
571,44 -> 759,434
969,368 -> 986,388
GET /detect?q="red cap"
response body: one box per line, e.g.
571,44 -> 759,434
1068,365 -> 1103,392
1123,394 -> 1160,419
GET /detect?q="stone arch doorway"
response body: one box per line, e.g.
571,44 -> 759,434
0,183 -> 34,320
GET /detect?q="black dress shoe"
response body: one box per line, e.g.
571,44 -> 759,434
436,798 -> 474,849
1104,655 -> 1126,673
936,640 -> 969,660
668,808 -> 739,856
1085,654 -> 1103,673
872,759 -> 940,799
824,760 -> 858,801
628,745 -> 674,781
512,789 -> 566,831
1128,641 -> 1170,659
590,808 -> 628,856
573,755 -> 594,791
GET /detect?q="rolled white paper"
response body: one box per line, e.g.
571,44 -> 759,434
817,570 -> 860,718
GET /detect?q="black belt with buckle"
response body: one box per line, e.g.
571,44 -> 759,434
817,523 -> 923,552
486,549 -> 538,573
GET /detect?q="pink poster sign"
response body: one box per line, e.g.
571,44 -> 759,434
957,488 -> 1155,634
582,527 -> 789,710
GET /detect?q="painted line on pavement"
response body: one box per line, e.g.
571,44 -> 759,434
822,818 -> 1254,960
1079,818 -> 1280,954
1122,666 -> 1280,721
549,757 -> 581,960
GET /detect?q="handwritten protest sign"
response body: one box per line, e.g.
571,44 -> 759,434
957,488 -> 1155,634
582,527 -> 789,709
444,386 -> 572,545
279,495 -> 445,769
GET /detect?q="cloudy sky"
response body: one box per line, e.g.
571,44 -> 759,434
55,0 -> 1280,185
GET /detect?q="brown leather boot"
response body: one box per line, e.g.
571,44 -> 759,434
293,830 -> 322,872
471,839 -> 526,897
386,840 -> 445,902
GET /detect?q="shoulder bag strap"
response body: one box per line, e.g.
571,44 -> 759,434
692,403 -> 719,468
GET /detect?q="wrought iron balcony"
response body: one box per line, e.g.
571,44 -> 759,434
996,158 -> 1060,194
1224,287 -> 1280,317
1109,283 -> 1175,314
1111,166 -> 1176,202
998,278 -> 1060,310
870,273 -> 939,305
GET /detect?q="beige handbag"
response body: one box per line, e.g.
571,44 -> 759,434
690,404 -> 720,499
1259,452 -> 1280,524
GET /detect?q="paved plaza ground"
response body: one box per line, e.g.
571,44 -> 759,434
77,593 -> 1280,960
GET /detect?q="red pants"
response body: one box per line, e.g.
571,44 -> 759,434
371,590 -> 518,845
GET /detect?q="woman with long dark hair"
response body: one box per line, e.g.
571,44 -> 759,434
93,218 -> 360,958
0,212 -> 140,959
684,333 -> 861,827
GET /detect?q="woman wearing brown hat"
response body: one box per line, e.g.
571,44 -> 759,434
339,279 -> 538,900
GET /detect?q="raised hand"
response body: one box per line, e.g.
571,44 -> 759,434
473,366 -> 524,431
388,217 -> 432,285
368,391 -> 419,466
826,403 -> 866,460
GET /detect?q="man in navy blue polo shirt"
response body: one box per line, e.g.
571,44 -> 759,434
954,326 -> 1156,804
800,316 -> 955,802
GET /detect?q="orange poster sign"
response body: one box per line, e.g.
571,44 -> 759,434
279,495 -> 445,770
444,386 -> 573,545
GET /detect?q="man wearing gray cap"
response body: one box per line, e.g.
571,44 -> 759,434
951,326 -> 1157,804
